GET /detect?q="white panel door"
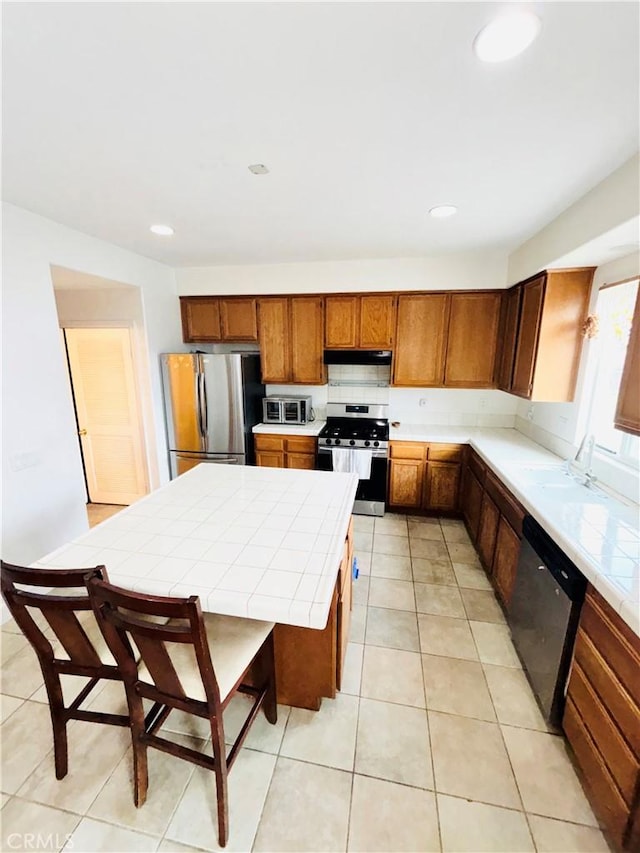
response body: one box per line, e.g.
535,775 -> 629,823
65,327 -> 148,505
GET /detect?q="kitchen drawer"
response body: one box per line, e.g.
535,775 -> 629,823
255,435 -> 285,452
427,443 -> 462,462
484,470 -> 525,537
568,662 -> 639,806
564,697 -> 631,849
390,442 -> 426,460
286,436 -> 317,454
468,450 -> 486,484
581,591 -> 640,709
574,628 -> 640,758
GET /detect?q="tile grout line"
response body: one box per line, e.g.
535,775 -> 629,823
455,520 -> 543,851
250,691 -> 297,852
343,694 -> 360,853
427,519 -> 445,852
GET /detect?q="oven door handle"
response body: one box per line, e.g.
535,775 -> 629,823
318,446 -> 388,459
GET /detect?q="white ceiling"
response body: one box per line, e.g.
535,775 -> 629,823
2,2 -> 638,268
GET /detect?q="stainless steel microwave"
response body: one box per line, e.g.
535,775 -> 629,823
262,396 -> 312,425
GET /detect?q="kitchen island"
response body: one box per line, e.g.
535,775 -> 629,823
34,463 -> 359,708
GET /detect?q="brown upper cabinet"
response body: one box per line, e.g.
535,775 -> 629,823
180,296 -> 258,343
325,295 -> 396,349
497,286 -> 522,391
393,291 -> 500,388
257,296 -> 326,385
393,294 -> 449,386
444,292 -> 501,387
501,268 -> 594,401
614,284 -> 640,436
220,298 -> 258,341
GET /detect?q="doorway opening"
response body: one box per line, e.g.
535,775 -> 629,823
63,326 -> 150,511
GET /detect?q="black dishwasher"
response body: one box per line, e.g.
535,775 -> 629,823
507,515 -> 587,729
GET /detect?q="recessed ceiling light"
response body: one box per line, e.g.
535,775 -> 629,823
150,224 -> 174,236
429,205 -> 458,219
248,164 -> 269,175
473,10 -> 541,63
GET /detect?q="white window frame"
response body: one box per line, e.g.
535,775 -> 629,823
577,275 -> 639,501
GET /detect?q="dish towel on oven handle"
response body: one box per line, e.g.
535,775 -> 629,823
331,448 -> 373,480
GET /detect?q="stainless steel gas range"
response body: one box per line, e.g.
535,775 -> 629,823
316,403 -> 389,516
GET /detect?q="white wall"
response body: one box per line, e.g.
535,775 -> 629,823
507,154 -> 640,284
176,250 -> 509,295
1,203 -> 181,566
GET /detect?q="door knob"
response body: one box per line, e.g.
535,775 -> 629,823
78,429 -> 87,436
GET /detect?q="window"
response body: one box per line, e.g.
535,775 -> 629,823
588,277 -> 639,467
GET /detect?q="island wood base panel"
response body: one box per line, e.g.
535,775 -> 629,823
273,589 -> 338,710
273,519 -> 353,710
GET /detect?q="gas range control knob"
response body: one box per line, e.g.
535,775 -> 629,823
325,438 -> 332,445
335,439 -> 341,445
349,440 -> 355,446
373,440 -> 380,447
364,440 -> 370,447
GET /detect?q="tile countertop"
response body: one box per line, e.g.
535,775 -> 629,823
34,463 -> 358,630
392,425 -> 640,636
253,421 -> 326,437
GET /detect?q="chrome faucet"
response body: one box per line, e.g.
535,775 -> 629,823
566,434 -> 598,487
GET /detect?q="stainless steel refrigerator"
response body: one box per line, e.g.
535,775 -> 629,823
161,353 -> 264,478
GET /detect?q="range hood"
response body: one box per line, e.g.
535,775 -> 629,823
323,349 -> 392,366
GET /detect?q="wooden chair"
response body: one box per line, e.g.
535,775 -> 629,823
0,561 -> 131,779
86,571 -> 277,848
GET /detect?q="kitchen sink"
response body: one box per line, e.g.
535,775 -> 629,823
512,465 -> 609,503
514,465 -> 574,486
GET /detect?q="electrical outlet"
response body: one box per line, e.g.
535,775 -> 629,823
527,405 -> 535,421
10,451 -> 41,471
478,396 -> 486,410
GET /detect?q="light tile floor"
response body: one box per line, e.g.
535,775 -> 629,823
0,514 -> 613,852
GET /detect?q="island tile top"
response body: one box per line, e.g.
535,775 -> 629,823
34,464 -> 359,630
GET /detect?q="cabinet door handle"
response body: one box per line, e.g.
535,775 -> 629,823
78,429 -> 87,436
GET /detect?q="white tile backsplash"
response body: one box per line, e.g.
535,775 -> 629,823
388,389 -> 518,428
267,379 -> 520,427
327,364 -> 391,405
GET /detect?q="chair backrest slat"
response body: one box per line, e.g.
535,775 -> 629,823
134,632 -> 188,698
43,608 -> 103,667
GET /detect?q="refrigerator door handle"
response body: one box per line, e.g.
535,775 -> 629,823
195,357 -> 206,452
200,369 -> 209,450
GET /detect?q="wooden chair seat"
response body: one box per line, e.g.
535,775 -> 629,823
86,572 -> 277,848
137,613 -> 274,703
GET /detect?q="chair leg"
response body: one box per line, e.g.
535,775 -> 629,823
42,672 -> 69,779
262,634 -> 278,725
210,718 -> 229,847
129,699 -> 149,807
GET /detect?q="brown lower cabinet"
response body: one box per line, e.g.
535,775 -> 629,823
388,442 -> 462,513
273,519 -> 353,710
563,587 -> 640,850
460,449 -> 525,606
254,434 -> 316,469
